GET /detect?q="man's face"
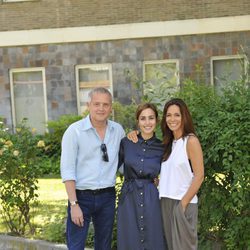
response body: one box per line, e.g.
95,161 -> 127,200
87,92 -> 112,124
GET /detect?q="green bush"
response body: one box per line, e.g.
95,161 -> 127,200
41,214 -> 66,243
38,156 -> 61,177
112,101 -> 137,133
38,114 -> 82,176
176,79 -> 250,249
0,119 -> 46,235
45,114 -> 82,159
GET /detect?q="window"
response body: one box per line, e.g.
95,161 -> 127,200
75,64 -> 113,115
211,55 -> 247,92
143,60 -> 180,104
9,68 -> 48,134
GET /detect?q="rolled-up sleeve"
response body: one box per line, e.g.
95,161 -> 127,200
60,126 -> 78,182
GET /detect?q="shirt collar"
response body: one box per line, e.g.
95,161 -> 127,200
138,133 -> 157,146
81,115 -> 115,131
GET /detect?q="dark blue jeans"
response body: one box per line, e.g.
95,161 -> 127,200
66,189 -> 116,250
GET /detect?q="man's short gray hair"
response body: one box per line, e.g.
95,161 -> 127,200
88,87 -> 112,102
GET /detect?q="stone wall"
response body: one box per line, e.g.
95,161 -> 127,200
0,31 -> 249,128
0,0 -> 249,31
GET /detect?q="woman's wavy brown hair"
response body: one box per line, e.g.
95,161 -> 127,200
161,98 -> 196,161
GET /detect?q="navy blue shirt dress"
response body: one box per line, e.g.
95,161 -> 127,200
117,134 -> 166,250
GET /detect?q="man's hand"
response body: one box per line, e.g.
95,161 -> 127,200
71,205 -> 84,227
127,130 -> 139,143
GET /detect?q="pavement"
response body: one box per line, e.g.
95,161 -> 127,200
0,235 -> 93,250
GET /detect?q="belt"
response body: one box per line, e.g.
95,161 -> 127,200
119,179 -> 155,204
76,187 -> 115,195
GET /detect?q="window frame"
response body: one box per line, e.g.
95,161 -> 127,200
75,63 -> 113,115
9,67 -> 48,133
210,55 -> 247,86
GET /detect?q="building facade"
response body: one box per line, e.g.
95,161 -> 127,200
0,0 -> 249,132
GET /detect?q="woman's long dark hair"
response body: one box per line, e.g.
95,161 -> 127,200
161,98 -> 196,161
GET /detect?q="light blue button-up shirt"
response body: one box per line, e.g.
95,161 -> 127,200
60,115 -> 125,190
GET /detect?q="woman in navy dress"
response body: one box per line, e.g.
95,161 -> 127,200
117,103 -> 166,250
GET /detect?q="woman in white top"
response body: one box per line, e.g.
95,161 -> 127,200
159,98 -> 204,250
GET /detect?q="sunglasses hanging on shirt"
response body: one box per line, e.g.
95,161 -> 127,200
101,143 -> 109,162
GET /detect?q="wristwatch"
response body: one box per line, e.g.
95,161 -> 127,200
69,200 -> 79,206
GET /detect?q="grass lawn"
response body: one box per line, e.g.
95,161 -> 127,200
0,178 -> 68,244
32,178 -> 68,243
0,176 -> 123,246
0,177 -> 221,249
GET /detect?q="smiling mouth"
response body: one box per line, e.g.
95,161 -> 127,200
168,123 -> 179,128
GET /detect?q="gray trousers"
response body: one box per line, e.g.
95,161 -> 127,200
161,198 -> 198,250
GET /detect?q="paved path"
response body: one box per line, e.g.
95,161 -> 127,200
0,235 -> 93,250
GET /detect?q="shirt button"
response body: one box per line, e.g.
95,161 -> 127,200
139,170 -> 142,174
141,239 -> 144,242
141,227 -> 144,231
140,192 -> 143,195
140,204 -> 144,207
141,159 -> 144,162
143,149 -> 146,152
141,216 -> 144,219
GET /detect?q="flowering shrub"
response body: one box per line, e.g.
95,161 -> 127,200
0,119 -> 45,235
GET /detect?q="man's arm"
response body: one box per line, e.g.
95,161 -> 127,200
64,180 -> 84,227
61,126 -> 84,227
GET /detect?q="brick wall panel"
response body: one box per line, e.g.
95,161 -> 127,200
0,0 -> 249,31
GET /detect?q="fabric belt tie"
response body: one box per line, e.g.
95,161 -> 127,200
76,186 -> 115,195
119,178 -> 153,204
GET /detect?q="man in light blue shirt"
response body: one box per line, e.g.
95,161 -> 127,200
60,87 -> 125,250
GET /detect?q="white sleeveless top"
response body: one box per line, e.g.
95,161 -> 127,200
159,136 -> 198,203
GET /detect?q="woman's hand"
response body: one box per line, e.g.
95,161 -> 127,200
153,177 -> 159,186
180,199 -> 188,212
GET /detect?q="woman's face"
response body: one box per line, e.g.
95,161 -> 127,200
138,108 -> 157,138
166,104 -> 182,135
